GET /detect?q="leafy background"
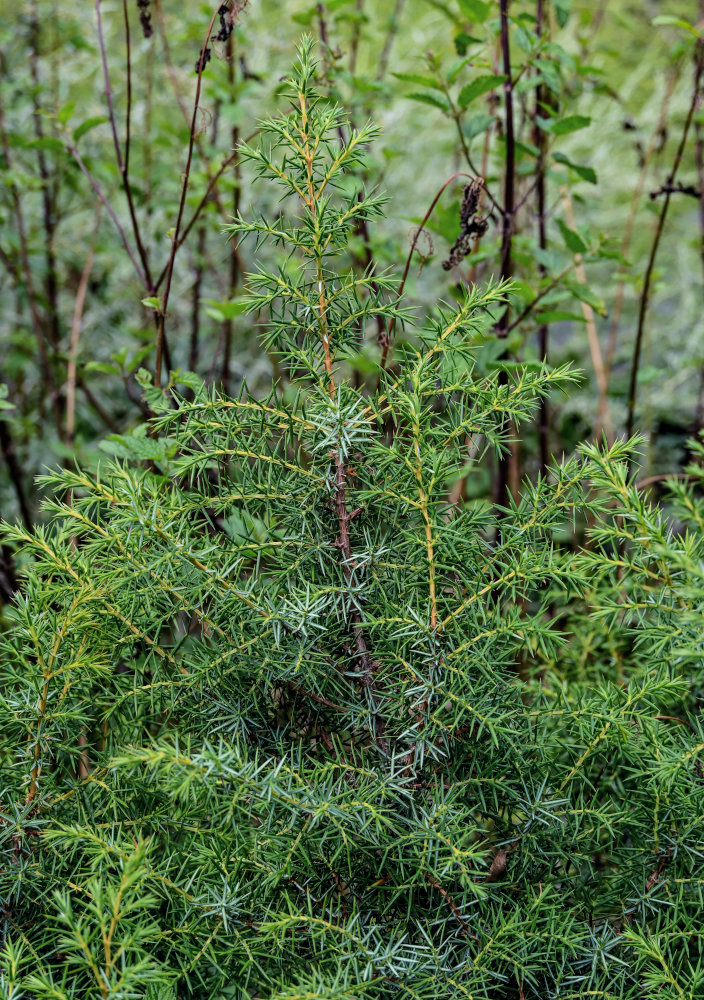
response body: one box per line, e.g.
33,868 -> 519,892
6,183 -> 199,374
1,0 -> 702,551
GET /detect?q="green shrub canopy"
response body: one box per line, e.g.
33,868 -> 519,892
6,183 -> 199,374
2,42 -> 704,1000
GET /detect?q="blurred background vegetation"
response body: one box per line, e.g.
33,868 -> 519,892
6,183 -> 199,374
0,0 -> 702,591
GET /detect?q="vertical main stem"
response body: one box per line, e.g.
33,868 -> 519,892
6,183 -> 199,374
494,0 -> 515,509
534,0 -> 549,474
223,34 -> 242,394
297,87 -> 383,745
29,4 -> 60,352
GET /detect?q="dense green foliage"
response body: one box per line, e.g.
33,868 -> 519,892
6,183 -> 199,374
3,41 -> 704,998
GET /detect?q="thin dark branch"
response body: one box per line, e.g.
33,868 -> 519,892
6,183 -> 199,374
95,0 -> 154,289
379,171 -> 478,377
626,42 -> 703,446
152,150 -> 243,293
0,66 -> 60,434
67,141 -> 148,290
649,181 -> 700,200
29,3 -> 60,351
504,263 -> 573,335
494,0 -> 516,511
0,419 -> 32,531
155,3 -> 228,387
535,0 -> 549,473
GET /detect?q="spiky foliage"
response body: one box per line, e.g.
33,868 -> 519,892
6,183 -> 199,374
2,41 -> 704,1000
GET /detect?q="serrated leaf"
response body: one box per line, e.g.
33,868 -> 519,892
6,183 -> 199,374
100,434 -> 169,462
458,74 -> 506,108
392,73 -> 443,91
551,114 -> 591,135
406,92 -> 451,112
73,116 -> 108,141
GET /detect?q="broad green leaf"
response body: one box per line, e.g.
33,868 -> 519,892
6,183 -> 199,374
553,151 -> 597,184
204,299 -> 250,321
57,101 -> 76,125
454,31 -> 482,54
0,384 -> 13,411
652,15 -> 700,37
84,361 -> 122,375
446,57 -> 472,85
458,74 -> 507,108
638,364 -> 662,384
24,137 -> 64,152
513,23 -> 537,52
553,0 -> 571,28
458,0 -> 490,21
551,114 -> 591,135
535,310 -> 586,324
558,220 -> 587,254
463,112 -> 494,138
99,434 -> 172,462
566,280 -> 607,316
534,58 -> 561,94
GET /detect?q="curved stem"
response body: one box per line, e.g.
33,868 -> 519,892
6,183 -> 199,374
379,171 -> 478,377
95,0 -> 153,290
154,3 -> 223,387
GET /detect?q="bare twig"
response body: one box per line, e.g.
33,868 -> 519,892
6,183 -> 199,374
66,141 -> 148,290
153,150 -> 241,293
0,64 -> 61,434
379,171 -> 478,377
604,68 -> 680,386
0,419 -> 32,531
155,3 -> 232,387
28,3 -> 60,351
95,0 -> 153,289
626,43 -> 703,446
